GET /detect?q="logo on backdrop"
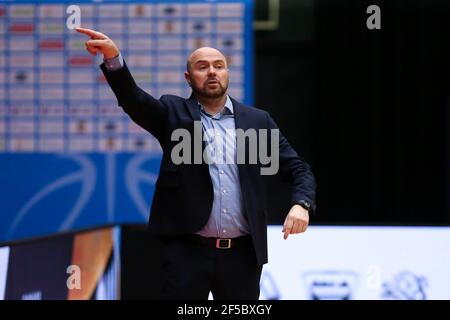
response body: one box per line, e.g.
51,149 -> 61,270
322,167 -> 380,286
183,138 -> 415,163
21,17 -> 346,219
381,271 -> 428,300
303,270 -> 359,300
6,154 -> 159,239
259,271 -> 281,300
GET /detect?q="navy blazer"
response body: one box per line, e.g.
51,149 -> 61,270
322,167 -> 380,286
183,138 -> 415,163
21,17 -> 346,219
100,61 -> 316,265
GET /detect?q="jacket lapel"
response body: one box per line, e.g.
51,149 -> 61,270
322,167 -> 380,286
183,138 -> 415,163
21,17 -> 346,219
231,97 -> 251,132
231,97 -> 252,159
184,94 -> 206,157
230,97 -> 253,220
185,93 -> 201,122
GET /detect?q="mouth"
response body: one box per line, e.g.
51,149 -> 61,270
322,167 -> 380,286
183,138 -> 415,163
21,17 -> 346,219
206,81 -> 219,89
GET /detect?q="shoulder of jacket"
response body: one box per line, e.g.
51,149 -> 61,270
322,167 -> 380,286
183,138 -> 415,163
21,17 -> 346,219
244,105 -> 270,118
160,94 -> 184,102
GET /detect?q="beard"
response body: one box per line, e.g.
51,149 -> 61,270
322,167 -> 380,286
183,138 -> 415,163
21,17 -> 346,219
191,78 -> 228,99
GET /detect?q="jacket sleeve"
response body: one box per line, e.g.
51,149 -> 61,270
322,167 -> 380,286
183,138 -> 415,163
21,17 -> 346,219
265,113 -> 317,213
100,60 -> 168,142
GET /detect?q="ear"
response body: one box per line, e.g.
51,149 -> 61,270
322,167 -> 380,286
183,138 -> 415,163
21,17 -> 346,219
184,72 -> 191,86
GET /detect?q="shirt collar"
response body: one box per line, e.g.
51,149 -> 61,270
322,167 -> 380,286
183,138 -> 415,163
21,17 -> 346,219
224,95 -> 234,114
199,95 -> 234,116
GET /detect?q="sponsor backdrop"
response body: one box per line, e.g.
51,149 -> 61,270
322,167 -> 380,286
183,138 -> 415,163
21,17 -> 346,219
261,226 -> 450,300
1,226 -> 449,300
0,0 -> 253,242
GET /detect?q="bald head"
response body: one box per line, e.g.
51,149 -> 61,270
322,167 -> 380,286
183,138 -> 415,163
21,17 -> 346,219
184,47 -> 229,100
186,47 -> 227,72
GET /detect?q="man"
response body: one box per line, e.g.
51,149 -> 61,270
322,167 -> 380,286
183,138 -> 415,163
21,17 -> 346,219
76,27 -> 316,300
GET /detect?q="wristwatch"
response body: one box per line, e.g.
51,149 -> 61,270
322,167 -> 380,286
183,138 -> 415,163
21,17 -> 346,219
295,200 -> 312,212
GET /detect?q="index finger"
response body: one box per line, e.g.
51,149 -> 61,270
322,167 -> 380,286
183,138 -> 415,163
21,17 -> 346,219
283,220 -> 293,240
75,27 -> 107,39
284,228 -> 291,240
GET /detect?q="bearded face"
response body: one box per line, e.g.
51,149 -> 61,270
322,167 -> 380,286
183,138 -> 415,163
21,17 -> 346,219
190,73 -> 229,99
185,48 -> 229,99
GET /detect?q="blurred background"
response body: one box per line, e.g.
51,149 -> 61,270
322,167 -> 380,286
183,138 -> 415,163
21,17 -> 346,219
258,0 -> 450,226
0,0 -> 449,300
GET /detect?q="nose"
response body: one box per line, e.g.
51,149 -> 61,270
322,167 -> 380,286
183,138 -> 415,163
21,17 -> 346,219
208,65 -> 216,76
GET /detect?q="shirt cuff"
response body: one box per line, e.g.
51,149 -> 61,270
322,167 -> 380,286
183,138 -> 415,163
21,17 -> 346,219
103,53 -> 123,71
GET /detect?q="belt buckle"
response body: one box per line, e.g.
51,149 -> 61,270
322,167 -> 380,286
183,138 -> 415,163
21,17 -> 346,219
216,238 -> 231,249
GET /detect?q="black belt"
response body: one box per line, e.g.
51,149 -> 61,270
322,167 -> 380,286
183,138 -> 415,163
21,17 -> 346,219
187,234 -> 251,249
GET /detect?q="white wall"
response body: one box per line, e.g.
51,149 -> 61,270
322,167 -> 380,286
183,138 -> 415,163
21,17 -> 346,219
261,226 -> 450,300
0,247 -> 10,300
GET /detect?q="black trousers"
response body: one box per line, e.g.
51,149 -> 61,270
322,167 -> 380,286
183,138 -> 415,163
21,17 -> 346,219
160,235 -> 262,300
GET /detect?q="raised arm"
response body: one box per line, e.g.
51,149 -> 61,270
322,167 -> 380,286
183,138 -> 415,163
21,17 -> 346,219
76,27 -> 168,141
